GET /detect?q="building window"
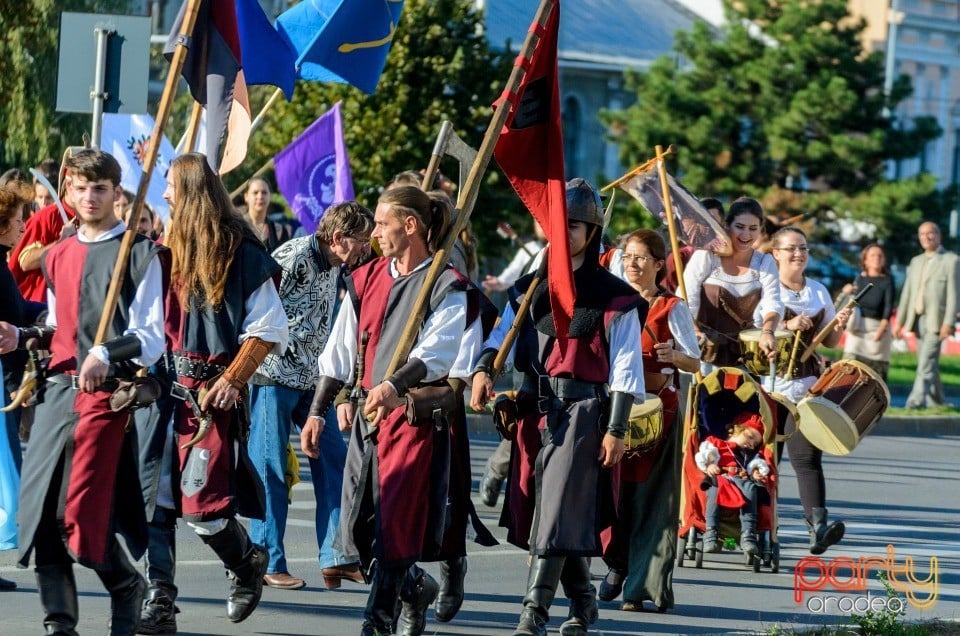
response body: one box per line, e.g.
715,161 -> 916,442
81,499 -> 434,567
563,96 -> 581,178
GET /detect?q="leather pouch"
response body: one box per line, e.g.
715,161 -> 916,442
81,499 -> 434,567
405,384 -> 457,425
109,377 -> 162,412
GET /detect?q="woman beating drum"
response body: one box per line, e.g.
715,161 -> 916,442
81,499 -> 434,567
598,229 -> 700,611
763,227 -> 851,555
683,197 -> 784,375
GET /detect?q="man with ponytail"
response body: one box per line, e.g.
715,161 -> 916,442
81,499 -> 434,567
161,153 -> 288,625
301,185 -> 469,636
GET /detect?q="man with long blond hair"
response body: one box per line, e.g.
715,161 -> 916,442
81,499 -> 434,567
161,152 -> 288,625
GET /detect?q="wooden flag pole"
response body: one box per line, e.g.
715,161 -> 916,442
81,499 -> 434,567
229,158 -> 275,199
655,144 -> 688,304
382,0 -> 556,380
250,87 -> 284,136
600,146 -> 675,193
183,101 -> 204,154
93,0 -> 203,344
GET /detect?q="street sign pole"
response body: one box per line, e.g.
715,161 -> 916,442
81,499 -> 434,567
89,26 -> 115,148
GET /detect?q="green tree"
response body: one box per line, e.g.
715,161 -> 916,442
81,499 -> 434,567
234,0 -> 519,255
602,0 -> 942,254
0,0 -> 129,166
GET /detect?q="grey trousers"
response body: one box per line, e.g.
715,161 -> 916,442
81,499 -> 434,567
906,322 -> 946,408
485,438 -> 512,481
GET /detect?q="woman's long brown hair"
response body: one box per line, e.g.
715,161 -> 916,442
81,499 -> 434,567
165,153 -> 256,309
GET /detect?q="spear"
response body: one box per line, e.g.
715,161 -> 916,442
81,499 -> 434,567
92,0 -> 203,345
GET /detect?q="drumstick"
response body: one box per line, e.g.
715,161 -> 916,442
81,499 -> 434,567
784,316 -> 805,381
799,283 -> 874,363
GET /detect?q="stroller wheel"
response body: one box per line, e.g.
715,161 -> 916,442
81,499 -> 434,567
751,553 -> 761,572
677,535 -> 687,568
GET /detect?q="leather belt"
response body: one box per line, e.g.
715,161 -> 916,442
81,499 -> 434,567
172,356 -> 225,381
47,374 -> 120,391
521,374 -> 607,413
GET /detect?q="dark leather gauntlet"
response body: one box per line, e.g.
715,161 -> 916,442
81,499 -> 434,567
309,375 -> 346,419
606,391 -> 633,439
223,337 -> 274,390
101,334 -> 142,363
385,359 -> 427,397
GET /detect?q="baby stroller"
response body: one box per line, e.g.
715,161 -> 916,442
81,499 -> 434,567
676,367 -> 781,572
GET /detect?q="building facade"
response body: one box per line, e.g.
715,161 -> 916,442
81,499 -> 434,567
850,0 -> 960,187
482,0 -> 702,184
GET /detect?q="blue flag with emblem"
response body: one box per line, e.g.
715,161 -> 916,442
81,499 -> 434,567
276,0 -> 406,95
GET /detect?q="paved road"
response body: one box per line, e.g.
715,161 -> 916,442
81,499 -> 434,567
2,430 -> 959,635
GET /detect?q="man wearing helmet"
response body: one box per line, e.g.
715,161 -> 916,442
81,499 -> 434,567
471,179 -> 647,636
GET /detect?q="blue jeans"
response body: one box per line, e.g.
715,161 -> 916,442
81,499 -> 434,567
248,383 -> 354,573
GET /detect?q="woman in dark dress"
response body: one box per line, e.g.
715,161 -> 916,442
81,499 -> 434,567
841,244 -> 896,380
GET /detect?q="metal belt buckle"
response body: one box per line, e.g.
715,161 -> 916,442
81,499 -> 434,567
70,375 -> 80,390
536,374 -> 559,414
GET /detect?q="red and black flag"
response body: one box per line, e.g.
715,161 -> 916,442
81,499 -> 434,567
493,1 -> 573,335
166,0 -> 250,174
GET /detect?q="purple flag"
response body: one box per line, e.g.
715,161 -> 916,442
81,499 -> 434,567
274,102 -> 355,234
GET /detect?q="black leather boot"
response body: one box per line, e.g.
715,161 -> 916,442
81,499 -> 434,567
808,507 -> 845,555
95,542 -> 147,636
558,557 -> 598,636
138,586 -> 177,635
35,564 -> 80,636
434,556 -> 467,622
513,556 -> 563,636
362,564 -> 404,635
200,518 -> 268,623
396,564 -> 439,636
140,510 -> 178,634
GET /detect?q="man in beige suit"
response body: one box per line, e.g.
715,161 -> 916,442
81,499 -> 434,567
895,222 -> 959,408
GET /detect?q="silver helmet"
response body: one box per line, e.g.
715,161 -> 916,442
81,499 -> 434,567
566,178 -> 603,226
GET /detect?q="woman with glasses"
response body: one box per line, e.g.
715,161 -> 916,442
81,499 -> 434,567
764,226 -> 851,555
683,197 -> 784,375
599,229 -> 700,612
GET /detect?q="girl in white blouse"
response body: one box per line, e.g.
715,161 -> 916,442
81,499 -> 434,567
683,197 -> 784,375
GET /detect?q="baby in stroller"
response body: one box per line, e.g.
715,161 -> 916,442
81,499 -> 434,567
695,411 -> 772,557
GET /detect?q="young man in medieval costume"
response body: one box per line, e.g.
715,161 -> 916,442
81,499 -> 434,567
301,186 -> 466,636
0,149 -> 166,635
162,153 -> 288,624
470,179 -> 647,636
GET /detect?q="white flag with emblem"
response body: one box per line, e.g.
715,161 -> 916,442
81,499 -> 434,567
101,113 -> 177,223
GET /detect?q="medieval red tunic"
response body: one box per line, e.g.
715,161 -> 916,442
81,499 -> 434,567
18,227 -> 163,569
493,264 -> 646,556
168,238 -> 283,522
323,256 -> 467,567
8,203 -> 76,302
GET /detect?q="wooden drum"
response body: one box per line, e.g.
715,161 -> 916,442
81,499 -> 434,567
796,360 -> 890,455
